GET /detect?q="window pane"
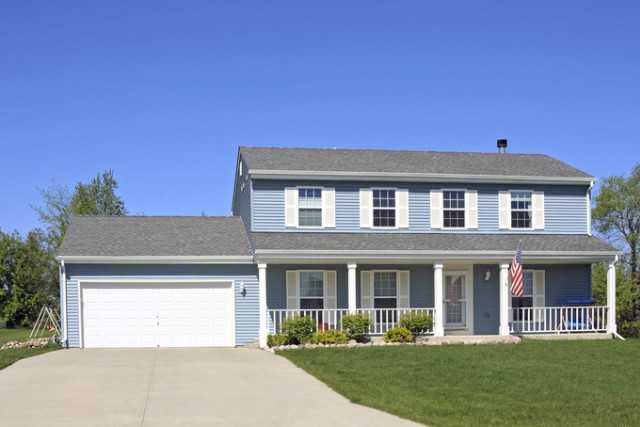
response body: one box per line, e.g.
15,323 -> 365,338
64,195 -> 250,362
300,298 -> 324,310
300,272 -> 323,297
374,272 -> 397,297
523,272 -> 533,296
299,209 -> 322,227
443,191 -> 465,228
374,298 -> 397,309
299,188 -> 322,208
373,209 -> 395,227
511,211 -> 531,228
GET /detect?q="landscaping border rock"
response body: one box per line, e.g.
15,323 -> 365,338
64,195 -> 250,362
1,337 -> 51,350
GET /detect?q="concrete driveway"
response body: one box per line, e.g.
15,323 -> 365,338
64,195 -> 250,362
0,348 -> 422,427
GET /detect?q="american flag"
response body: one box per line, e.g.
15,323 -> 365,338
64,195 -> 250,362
510,243 -> 523,298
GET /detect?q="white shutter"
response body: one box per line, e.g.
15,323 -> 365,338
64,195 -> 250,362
396,188 -> 409,228
430,190 -> 443,229
466,190 -> 478,229
360,271 -> 374,309
532,191 -> 545,230
285,187 -> 298,228
324,271 -> 337,310
360,189 -> 372,228
322,188 -> 336,228
286,271 -> 300,310
397,271 -> 410,308
499,191 -> 510,230
533,271 -> 546,326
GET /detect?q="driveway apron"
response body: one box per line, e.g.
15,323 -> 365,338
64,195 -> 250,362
0,348 -> 422,427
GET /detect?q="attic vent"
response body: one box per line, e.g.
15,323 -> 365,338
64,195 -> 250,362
497,139 -> 508,154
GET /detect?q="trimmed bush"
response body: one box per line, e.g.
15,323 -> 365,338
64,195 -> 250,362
399,312 -> 434,338
310,329 -> 349,345
341,313 -> 372,342
383,327 -> 414,343
267,334 -> 287,348
281,315 -> 317,344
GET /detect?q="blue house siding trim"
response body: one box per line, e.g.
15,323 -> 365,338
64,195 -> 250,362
65,264 -> 259,347
251,180 -> 589,234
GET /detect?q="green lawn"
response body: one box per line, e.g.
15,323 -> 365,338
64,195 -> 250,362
0,328 -> 59,370
279,340 -> 640,427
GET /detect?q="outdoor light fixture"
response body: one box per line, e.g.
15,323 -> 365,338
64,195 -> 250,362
239,282 -> 246,295
484,270 -> 491,281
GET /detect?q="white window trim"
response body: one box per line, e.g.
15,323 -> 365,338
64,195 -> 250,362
441,189 -> 468,230
370,187 -> 399,230
502,190 -> 545,231
360,270 -> 410,309
286,270 -> 337,310
286,186 -> 336,229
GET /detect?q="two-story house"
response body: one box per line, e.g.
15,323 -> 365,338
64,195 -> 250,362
56,142 -> 620,348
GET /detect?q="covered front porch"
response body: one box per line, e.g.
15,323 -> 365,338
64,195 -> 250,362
257,260 -> 618,346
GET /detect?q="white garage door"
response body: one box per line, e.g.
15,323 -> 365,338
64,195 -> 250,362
81,282 -> 234,348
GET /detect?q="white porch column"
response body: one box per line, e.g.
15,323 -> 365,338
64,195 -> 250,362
607,257 -> 618,335
348,263 -> 357,314
499,262 -> 511,336
258,263 -> 268,348
433,263 -> 445,337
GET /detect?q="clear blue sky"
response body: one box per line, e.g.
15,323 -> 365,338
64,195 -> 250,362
1,1 -> 638,236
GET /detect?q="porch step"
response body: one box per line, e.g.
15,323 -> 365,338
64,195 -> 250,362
522,332 -> 613,341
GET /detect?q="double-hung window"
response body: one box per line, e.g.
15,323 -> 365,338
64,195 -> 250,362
443,190 -> 466,228
299,271 -> 324,310
298,188 -> 322,227
373,189 -> 396,228
511,191 -> 532,229
374,272 -> 397,309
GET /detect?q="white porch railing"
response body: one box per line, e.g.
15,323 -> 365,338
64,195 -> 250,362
510,306 -> 608,334
356,308 -> 436,335
267,308 -> 436,336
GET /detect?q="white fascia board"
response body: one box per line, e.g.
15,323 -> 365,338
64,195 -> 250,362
249,170 -> 595,186
254,249 -> 620,263
55,255 -> 255,264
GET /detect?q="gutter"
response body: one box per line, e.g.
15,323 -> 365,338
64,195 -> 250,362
54,255 -> 255,264
59,260 -> 67,348
587,180 -> 594,236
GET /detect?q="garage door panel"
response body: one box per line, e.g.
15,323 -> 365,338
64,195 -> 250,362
82,282 -> 234,348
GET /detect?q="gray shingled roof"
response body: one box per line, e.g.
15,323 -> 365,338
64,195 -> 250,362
239,147 -> 593,179
251,232 -> 618,254
58,216 -> 253,258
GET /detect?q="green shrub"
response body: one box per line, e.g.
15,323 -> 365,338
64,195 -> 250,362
620,319 -> 640,338
399,312 -> 434,338
267,334 -> 288,347
310,329 -> 349,345
383,327 -> 414,343
341,313 -> 372,342
281,315 -> 317,344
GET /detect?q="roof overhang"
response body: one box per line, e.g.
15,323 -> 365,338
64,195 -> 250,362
248,170 -> 595,186
254,249 -> 619,265
55,255 -> 255,264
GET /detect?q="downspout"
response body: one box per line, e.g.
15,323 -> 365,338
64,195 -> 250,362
59,260 -> 68,348
610,255 -> 625,340
587,180 -> 594,236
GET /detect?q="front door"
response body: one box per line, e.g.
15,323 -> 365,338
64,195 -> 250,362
444,273 -> 467,328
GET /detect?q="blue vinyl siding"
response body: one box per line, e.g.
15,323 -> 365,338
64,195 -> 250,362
251,180 -> 589,234
232,158 -> 252,234
65,264 -> 258,347
527,264 -> 592,305
473,265 -> 500,335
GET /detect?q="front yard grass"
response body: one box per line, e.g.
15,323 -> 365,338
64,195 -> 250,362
279,339 -> 640,427
0,328 -> 59,371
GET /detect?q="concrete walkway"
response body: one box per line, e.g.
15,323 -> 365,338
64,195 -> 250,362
0,348 -> 422,427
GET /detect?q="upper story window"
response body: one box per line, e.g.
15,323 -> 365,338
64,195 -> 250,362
443,190 -> 466,228
285,187 -> 336,229
298,188 -> 322,227
511,191 -> 532,229
360,188 -> 409,229
373,189 -> 396,228
499,190 -> 544,230
430,189 -> 478,230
